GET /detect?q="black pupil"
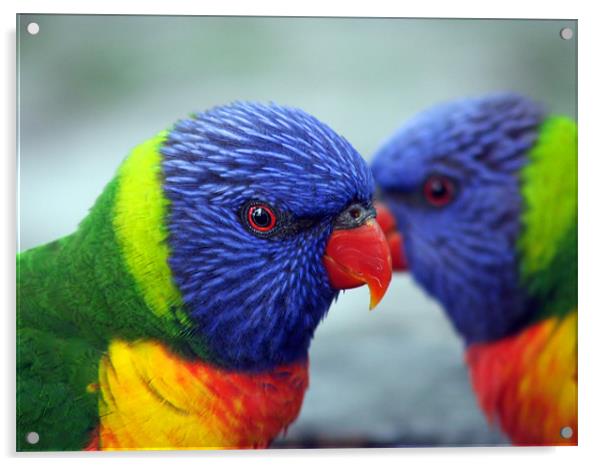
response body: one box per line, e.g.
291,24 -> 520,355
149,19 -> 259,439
252,207 -> 271,227
430,179 -> 448,198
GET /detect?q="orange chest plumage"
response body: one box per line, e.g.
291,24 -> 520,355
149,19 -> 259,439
466,312 -> 577,446
88,340 -> 308,450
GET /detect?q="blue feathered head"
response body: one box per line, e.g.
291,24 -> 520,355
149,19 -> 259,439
372,94 -> 544,344
162,102 -> 391,370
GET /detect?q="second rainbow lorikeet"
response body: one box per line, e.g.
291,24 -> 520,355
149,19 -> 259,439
371,94 -> 577,445
17,102 -> 392,451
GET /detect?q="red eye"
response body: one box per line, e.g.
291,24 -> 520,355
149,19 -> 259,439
247,204 -> 277,233
423,175 -> 455,207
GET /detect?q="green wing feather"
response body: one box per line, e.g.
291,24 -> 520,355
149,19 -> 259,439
17,179 -> 152,450
17,136 -> 204,451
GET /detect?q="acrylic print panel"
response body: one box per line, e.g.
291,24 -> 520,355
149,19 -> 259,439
16,15 -> 577,451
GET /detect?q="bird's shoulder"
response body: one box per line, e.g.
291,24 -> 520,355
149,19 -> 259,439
17,327 -> 102,451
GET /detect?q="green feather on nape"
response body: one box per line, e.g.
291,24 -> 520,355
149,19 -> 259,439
518,116 -> 577,319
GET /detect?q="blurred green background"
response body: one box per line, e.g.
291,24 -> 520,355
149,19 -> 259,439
17,15 -> 576,447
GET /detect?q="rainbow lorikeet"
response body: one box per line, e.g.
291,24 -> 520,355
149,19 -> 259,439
371,94 -> 577,446
17,102 -> 392,451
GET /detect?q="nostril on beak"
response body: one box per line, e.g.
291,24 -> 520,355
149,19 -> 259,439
334,203 -> 377,230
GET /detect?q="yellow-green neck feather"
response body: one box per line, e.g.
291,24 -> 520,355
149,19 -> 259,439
113,131 -> 189,326
518,116 -> 577,277
518,116 -> 577,319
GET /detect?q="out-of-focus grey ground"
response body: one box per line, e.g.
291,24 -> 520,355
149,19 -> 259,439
17,15 -> 576,447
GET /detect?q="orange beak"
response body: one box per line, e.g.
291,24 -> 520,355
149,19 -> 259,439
374,202 -> 408,271
323,218 -> 392,310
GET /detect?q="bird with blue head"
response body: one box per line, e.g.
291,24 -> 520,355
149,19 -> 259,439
372,94 -> 577,445
17,102 -> 392,451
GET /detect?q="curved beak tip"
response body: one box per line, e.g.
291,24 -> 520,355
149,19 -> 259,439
368,280 -> 388,310
323,219 -> 393,310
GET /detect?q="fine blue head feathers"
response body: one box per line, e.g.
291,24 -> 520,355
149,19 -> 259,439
161,102 -> 375,370
372,94 -> 544,344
